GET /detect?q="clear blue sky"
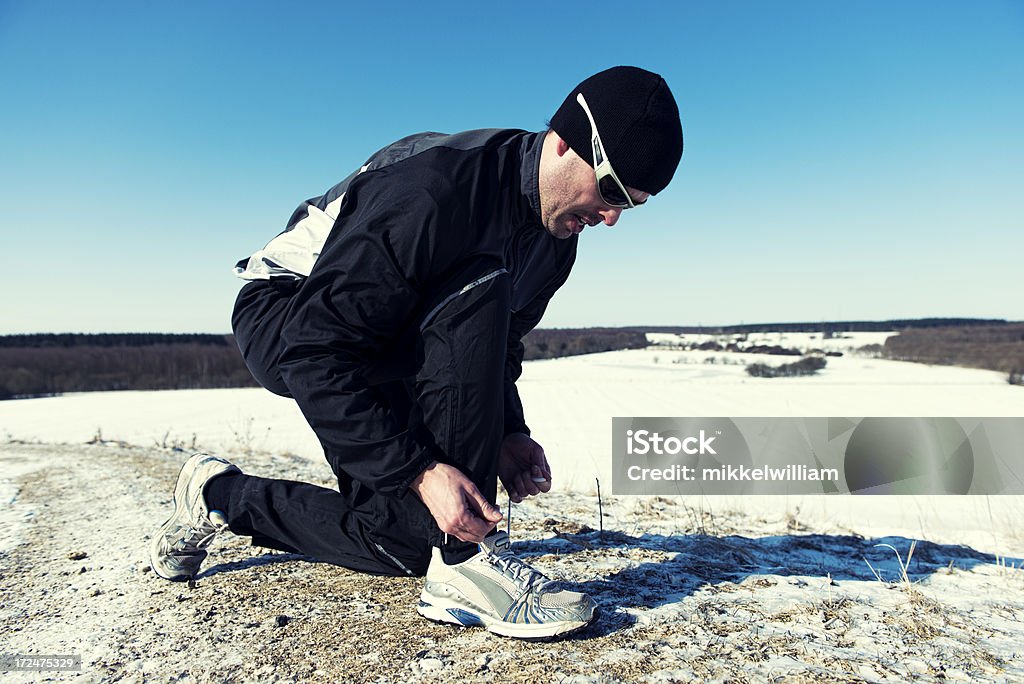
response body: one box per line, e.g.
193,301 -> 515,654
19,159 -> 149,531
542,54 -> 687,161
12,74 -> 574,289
1,0 -> 1021,333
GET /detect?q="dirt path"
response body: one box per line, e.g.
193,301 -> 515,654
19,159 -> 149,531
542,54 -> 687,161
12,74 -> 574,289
1,441 -> 1023,683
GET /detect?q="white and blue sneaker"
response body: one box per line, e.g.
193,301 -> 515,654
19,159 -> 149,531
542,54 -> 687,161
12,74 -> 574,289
417,531 -> 596,640
149,453 -> 239,581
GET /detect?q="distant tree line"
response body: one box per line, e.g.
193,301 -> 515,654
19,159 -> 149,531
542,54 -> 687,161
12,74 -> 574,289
520,328 -> 648,360
881,323 -> 1024,385
0,333 -> 236,348
628,318 -> 1009,335
681,340 -> 843,358
746,357 -> 828,378
686,340 -> 804,354
0,335 -> 258,400
1,329 -> 650,399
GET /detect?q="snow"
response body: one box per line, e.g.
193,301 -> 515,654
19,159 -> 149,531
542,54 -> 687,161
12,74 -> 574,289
2,347 -> 1022,554
646,330 -> 897,353
0,458 -> 45,553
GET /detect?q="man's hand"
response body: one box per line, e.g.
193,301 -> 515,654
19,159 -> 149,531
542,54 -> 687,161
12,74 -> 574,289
410,461 -> 503,543
499,433 -> 552,503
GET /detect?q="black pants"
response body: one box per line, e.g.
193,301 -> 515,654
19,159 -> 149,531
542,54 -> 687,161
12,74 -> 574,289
225,274 -> 509,576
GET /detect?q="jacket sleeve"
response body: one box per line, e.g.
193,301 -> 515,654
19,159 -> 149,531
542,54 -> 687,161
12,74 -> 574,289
276,171 -> 451,496
502,247 -> 577,438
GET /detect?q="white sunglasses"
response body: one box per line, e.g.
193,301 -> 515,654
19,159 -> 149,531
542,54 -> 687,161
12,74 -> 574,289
576,92 -> 645,209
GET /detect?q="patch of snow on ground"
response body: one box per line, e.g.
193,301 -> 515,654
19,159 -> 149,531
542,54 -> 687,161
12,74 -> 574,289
0,458 -> 47,552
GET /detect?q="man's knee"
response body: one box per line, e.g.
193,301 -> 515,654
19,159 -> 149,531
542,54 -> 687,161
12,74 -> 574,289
231,280 -> 295,397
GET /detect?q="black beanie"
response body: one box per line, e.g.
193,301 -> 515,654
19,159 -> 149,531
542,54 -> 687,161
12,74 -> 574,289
550,66 -> 683,196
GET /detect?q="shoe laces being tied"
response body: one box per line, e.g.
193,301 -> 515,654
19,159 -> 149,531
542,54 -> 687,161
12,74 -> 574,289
484,543 -> 550,595
170,511 -> 228,556
484,542 -> 591,615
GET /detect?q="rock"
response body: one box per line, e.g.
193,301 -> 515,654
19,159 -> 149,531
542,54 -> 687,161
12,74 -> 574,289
419,658 -> 443,672
275,614 -> 290,627
67,551 -> 88,560
904,659 -> 929,675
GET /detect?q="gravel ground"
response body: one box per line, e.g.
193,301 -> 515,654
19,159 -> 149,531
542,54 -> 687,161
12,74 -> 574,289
2,441 -> 1023,683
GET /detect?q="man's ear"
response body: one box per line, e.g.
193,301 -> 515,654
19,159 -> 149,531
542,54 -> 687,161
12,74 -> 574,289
550,131 -> 571,157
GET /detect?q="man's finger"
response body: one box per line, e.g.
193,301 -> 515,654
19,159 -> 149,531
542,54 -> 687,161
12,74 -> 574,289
454,516 -> 489,540
505,482 -> 523,503
466,488 -> 503,524
447,509 -> 490,543
503,481 -> 522,503
514,472 -> 540,498
538,459 -> 552,482
453,526 -> 486,544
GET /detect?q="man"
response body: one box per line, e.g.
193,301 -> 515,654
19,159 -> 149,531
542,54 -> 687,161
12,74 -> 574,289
149,66 -> 683,640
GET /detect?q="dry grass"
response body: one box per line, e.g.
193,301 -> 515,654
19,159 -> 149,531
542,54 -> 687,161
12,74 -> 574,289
0,441 -> 1021,683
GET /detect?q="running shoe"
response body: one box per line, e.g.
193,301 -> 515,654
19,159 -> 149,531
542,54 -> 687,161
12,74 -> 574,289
417,530 -> 596,639
149,453 -> 239,581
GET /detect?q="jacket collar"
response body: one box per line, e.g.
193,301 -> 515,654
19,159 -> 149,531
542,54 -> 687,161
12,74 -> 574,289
518,131 -> 544,223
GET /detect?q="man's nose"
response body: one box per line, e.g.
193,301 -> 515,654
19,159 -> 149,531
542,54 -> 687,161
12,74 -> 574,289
600,207 -> 624,227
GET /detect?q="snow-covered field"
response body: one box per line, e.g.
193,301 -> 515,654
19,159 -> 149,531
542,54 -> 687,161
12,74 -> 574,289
2,344 -> 1023,682
645,330 -> 895,354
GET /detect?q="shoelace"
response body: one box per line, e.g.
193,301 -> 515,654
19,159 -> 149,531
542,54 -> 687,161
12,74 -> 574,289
171,518 -> 227,556
485,550 -> 549,594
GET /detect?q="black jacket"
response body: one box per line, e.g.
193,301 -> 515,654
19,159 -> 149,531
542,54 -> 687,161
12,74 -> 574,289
234,129 -> 577,494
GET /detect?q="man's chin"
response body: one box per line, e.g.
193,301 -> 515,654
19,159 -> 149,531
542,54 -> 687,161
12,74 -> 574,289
544,218 -> 576,240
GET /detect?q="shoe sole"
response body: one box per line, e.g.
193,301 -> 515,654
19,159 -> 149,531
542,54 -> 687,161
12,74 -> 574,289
416,593 -> 595,641
148,454 -> 218,582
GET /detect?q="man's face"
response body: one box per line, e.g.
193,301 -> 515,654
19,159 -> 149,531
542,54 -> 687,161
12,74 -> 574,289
539,137 -> 650,240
